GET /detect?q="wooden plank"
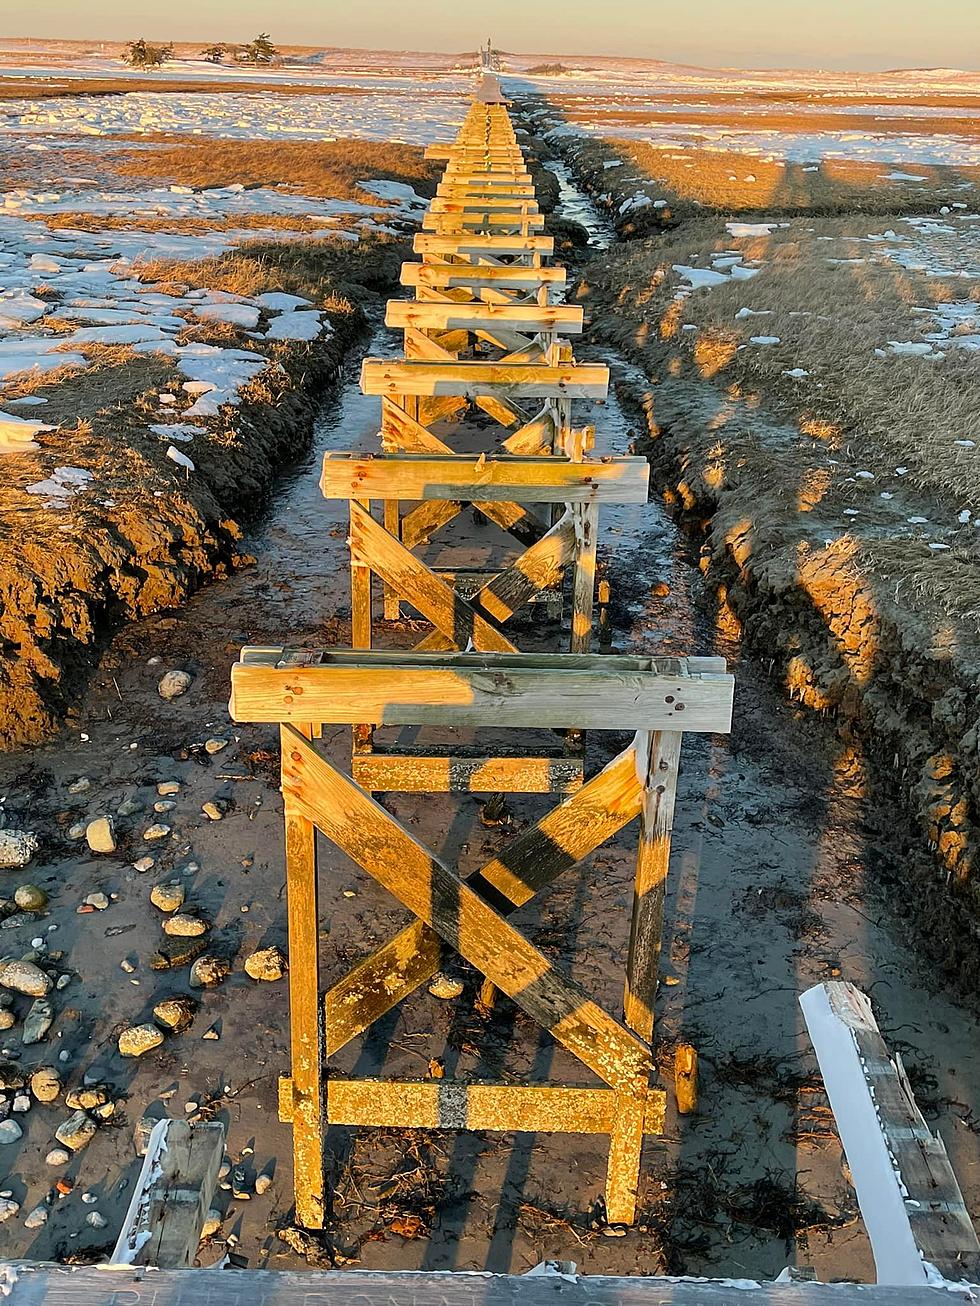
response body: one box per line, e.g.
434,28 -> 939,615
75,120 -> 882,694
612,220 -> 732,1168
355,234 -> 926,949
438,183 -> 537,198
347,501 -> 518,653
401,264 -> 566,290
570,502 -> 599,653
109,1119 -> 224,1267
422,212 -> 546,231
6,1265 -> 967,1303
327,1080 -> 666,1133
322,453 -> 646,503
624,732 -> 682,1042
230,650 -> 736,734
801,982 -> 980,1285
360,359 -> 609,399
386,300 -> 583,334
429,197 -> 539,212
352,752 -> 582,794
414,232 -> 552,257
280,726 -> 652,1092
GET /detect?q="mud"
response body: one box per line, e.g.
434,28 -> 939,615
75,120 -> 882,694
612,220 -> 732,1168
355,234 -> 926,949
0,152 -> 975,1282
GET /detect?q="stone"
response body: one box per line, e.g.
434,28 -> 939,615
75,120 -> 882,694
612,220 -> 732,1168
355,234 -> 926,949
0,1120 -> 22,1145
0,1065 -> 25,1091
202,1024 -> 220,1040
133,857 -> 155,874
85,817 -> 116,855
65,1086 -> 108,1111
45,1147 -> 70,1166
244,946 -> 287,982
22,998 -> 54,1045
0,912 -> 34,930
0,1198 -> 19,1220
154,800 -> 176,814
205,738 -> 228,755
120,958 -> 136,973
14,884 -> 47,913
428,973 -> 464,1000
143,824 -> 171,841
24,1203 -> 48,1228
150,881 -> 184,913
56,1110 -> 97,1151
82,892 -> 108,911
118,1024 -> 164,1058
116,797 -> 142,818
189,955 -> 229,989
163,912 -> 208,937
201,1209 -> 222,1239
231,1165 -> 250,1200
157,781 -> 180,796
67,778 -> 91,795
68,823 -> 87,840
0,957 -> 52,997
254,1170 -> 273,1195
201,802 -> 224,822
0,1011 -> 14,1032
12,1093 -> 29,1112
0,831 -> 38,870
158,670 -> 192,701
153,996 -> 196,1033
86,1210 -> 107,1229
30,1067 -> 61,1103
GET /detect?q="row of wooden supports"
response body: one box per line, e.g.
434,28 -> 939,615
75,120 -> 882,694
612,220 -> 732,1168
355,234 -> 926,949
229,78 -> 735,1234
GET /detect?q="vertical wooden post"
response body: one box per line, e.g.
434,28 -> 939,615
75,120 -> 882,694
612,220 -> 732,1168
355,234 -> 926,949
570,502 -> 599,654
350,500 -> 374,755
624,731 -> 682,1041
281,723 -> 325,1230
382,500 -> 402,621
605,1086 -> 646,1225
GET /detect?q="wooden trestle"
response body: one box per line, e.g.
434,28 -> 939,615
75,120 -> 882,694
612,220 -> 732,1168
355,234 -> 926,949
229,77 -> 736,1234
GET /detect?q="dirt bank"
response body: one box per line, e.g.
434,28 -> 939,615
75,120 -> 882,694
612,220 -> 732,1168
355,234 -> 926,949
0,232 -> 409,748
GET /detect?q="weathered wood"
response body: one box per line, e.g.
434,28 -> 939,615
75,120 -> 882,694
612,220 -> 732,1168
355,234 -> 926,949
624,731 -> 682,1042
401,263 -> 566,290
570,502 -> 599,653
230,649 -> 736,733
361,359 -> 608,399
414,232 -> 553,257
322,452 -> 646,503
109,1119 -> 224,1267
327,1080 -> 666,1133
801,982 -> 980,1286
281,725 -> 653,1092
352,751 -> 583,794
422,211 -> 546,231
386,300 -> 583,334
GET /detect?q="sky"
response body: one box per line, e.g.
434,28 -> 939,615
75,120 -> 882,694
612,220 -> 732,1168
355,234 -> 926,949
1,0 -> 978,72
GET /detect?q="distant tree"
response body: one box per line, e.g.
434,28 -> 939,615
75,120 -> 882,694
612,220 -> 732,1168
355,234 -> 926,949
202,43 -> 225,64
127,38 -> 173,70
240,32 -> 277,64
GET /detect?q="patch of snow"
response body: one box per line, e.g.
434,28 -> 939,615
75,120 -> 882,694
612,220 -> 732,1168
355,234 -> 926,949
264,311 -> 327,341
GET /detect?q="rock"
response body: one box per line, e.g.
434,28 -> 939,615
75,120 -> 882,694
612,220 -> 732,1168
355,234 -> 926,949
153,996 -> 196,1033
30,1067 -> 61,1103
244,946 -> 287,982
143,824 -> 171,842
154,800 -> 176,814
0,957 -> 53,996
0,1120 -> 22,1145
120,958 -> 136,973
0,831 -> 38,870
81,892 -> 108,912
22,998 -> 54,1045
24,1203 -> 48,1228
67,777 -> 91,795
151,936 -> 207,971
65,1086 -> 108,1111
201,1208 -> 223,1238
0,1198 -> 19,1220
68,823 -> 86,840
45,1147 -> 70,1165
86,1210 -> 107,1229
163,912 -> 209,937
56,1110 -> 96,1151
14,884 -> 47,913
12,1093 -> 30,1112
205,738 -> 228,755
150,881 -> 184,913
133,857 -> 155,874
118,1024 -> 164,1058
158,670 -> 192,701
0,1011 -> 14,1032
231,1165 -> 250,1200
85,817 -> 116,855
254,1170 -> 273,1195
428,973 -> 464,1000
202,1024 -> 220,1040
189,955 -> 229,989
201,802 -> 224,822
0,912 -> 34,930
0,1065 -> 25,1091
157,781 -> 180,796
116,797 -> 141,818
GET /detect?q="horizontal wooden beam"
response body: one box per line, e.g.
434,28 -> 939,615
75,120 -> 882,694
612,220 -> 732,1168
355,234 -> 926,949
360,359 -> 609,398
386,300 -> 583,334
415,232 -> 553,256
429,197 -> 539,213
321,453 -> 647,503
352,752 -> 583,794
326,1080 -> 667,1134
422,212 -> 546,231
438,183 -> 537,198
401,263 -> 566,289
230,649 -> 735,733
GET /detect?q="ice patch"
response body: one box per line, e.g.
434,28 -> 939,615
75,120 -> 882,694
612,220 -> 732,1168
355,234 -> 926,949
264,311 -> 327,341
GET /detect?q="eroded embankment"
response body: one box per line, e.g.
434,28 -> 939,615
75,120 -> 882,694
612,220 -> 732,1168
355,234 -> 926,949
0,237 -> 407,748
525,124 -> 980,989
